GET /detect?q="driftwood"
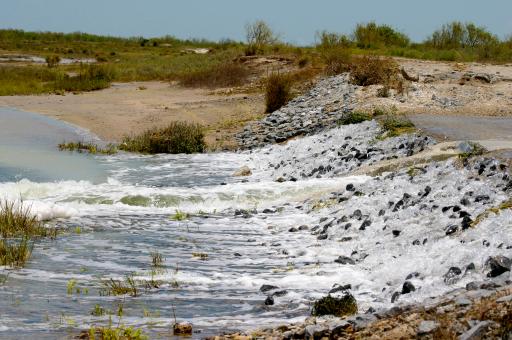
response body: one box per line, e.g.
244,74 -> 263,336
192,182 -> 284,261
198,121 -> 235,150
401,67 -> 419,82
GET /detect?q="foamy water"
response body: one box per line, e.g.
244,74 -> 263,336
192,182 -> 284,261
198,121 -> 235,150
0,108 -> 510,339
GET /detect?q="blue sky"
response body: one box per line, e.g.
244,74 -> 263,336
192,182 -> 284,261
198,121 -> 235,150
2,0 -> 511,44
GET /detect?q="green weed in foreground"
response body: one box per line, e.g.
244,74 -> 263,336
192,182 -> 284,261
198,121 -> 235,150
170,210 -> 188,221
100,276 -> 138,297
82,325 -> 148,340
338,111 -> 373,125
0,237 -> 33,268
120,122 -> 206,154
0,200 -> 57,239
58,141 -> 118,155
150,251 -> 163,268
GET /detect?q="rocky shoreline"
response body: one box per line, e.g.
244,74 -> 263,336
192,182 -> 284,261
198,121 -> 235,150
216,73 -> 512,339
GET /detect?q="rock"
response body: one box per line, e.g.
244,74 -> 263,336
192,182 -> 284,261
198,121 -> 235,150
455,297 -> 472,307
288,227 -> 298,232
445,224 -> 459,235
401,281 -> 416,294
173,322 -> 193,336
459,321 -> 491,340
260,284 -> 279,293
264,296 -> 274,305
305,325 -> 327,339
391,292 -> 400,303
335,256 -> 356,265
485,255 -> 511,277
496,294 -> 512,303
466,282 -> 480,291
311,293 -> 358,317
329,284 -> 352,294
417,320 -> 439,335
346,183 -> 355,191
392,230 -> 401,237
233,165 -> 252,177
444,267 -> 463,284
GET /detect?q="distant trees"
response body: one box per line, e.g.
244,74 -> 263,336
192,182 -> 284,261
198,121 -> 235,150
426,22 -> 499,49
245,20 -> 278,55
353,22 -> 410,48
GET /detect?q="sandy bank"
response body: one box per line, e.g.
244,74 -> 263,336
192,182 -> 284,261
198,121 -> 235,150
0,81 -> 264,149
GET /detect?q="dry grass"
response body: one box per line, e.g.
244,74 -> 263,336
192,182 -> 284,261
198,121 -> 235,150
178,62 -> 250,88
265,72 -> 292,113
322,48 -> 352,75
349,55 -> 399,87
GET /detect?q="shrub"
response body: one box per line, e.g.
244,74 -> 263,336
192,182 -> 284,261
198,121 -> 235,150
46,55 -> 60,68
316,31 -> 353,50
120,121 -> 206,154
265,73 -> 292,113
178,62 -> 250,88
354,22 -> 410,49
349,55 -> 399,87
322,48 -> 352,75
311,294 -> 358,317
245,20 -> 278,55
338,111 -> 373,125
53,64 -> 114,92
426,22 -> 499,50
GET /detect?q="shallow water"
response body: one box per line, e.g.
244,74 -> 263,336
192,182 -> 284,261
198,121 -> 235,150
0,108 -> 365,338
1,108 -> 510,339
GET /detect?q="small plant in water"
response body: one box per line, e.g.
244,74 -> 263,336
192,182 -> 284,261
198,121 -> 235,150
0,238 -> 33,268
192,252 -> 208,260
58,141 -> 118,155
150,251 -> 163,268
91,304 -> 106,317
100,276 -> 138,297
171,210 -> 188,221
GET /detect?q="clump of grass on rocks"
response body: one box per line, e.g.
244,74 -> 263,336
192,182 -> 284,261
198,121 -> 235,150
379,115 -> 416,138
120,122 -> 206,154
338,111 -> 373,125
265,73 -> 292,113
311,294 -> 358,317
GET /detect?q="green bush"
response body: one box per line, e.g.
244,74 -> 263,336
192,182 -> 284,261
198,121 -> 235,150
311,294 -> 357,317
354,22 -> 410,49
265,73 -> 292,113
120,121 -> 206,154
338,111 -> 373,125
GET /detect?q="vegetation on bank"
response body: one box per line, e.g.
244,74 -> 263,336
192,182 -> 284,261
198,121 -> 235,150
119,121 -> 206,154
0,200 -> 57,268
0,20 -> 510,96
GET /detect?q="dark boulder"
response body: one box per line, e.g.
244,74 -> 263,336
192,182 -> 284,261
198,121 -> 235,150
335,256 -> 356,265
401,281 -> 416,294
485,256 -> 511,277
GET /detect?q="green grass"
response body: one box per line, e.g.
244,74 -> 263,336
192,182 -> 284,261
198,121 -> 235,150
58,141 -> 118,155
0,238 -> 33,268
83,325 -> 148,340
100,276 -> 138,297
120,122 -> 206,154
379,115 -> 416,138
0,200 -> 56,238
338,111 -> 373,125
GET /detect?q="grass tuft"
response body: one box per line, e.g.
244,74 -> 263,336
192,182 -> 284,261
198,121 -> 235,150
0,200 -> 56,239
120,122 -> 206,154
100,276 -> 138,297
338,111 -> 373,125
379,115 -> 416,138
0,238 -> 33,268
58,141 -> 118,155
265,73 -> 292,113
